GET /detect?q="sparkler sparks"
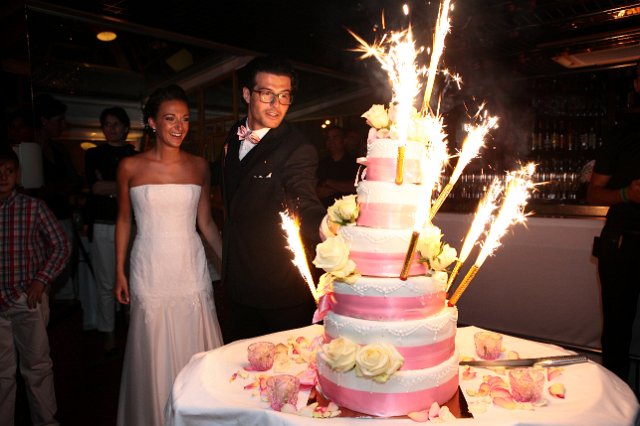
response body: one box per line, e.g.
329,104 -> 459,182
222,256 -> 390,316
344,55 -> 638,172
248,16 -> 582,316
349,26 -> 424,185
421,0 -> 452,114
280,211 -> 318,303
448,163 -> 536,305
445,177 -> 503,292
430,106 -> 498,219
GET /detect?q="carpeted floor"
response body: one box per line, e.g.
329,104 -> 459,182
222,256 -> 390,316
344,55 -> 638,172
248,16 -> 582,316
15,300 -> 126,426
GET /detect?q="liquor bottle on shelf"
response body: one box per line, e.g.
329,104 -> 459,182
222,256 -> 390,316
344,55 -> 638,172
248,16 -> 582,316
550,120 -> 559,151
558,120 -> 566,151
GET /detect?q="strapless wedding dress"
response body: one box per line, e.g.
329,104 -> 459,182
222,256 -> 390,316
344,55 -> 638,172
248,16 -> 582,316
117,184 -> 223,426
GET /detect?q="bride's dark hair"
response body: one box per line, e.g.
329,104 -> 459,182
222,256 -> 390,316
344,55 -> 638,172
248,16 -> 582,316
143,84 -> 189,125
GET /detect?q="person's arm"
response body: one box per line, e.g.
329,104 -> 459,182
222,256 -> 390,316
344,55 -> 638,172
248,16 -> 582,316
114,157 -> 134,304
196,158 -> 223,262
587,173 -> 640,205
283,143 -> 326,244
28,201 -> 72,308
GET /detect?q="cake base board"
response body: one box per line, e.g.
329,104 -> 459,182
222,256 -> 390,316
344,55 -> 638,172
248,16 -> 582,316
309,385 -> 473,419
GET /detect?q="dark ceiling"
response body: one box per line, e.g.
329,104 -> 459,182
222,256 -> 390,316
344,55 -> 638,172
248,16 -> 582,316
2,0 -> 640,112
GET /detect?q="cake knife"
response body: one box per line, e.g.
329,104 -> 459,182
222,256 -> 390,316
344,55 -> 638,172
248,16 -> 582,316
459,354 -> 589,368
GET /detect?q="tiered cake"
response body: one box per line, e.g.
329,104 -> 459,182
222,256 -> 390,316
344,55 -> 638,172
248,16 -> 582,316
313,115 -> 459,417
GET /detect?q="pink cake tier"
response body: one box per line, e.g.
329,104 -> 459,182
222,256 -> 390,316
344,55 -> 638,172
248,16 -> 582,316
362,139 -> 426,184
338,225 -> 427,277
330,275 -> 447,321
323,306 -> 457,370
317,351 -> 459,417
356,180 -> 426,229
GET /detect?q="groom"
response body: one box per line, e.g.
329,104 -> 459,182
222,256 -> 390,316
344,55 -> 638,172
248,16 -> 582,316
220,56 -> 325,342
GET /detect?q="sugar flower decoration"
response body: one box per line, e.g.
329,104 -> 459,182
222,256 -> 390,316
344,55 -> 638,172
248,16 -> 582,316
313,235 -> 359,283
327,194 -> 359,226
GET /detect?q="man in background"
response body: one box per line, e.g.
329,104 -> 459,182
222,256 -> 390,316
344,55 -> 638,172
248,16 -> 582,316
85,106 -> 137,353
316,125 -> 359,208
588,60 -> 640,382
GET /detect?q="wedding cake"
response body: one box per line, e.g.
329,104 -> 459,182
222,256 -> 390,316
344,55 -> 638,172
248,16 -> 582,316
312,105 -> 460,417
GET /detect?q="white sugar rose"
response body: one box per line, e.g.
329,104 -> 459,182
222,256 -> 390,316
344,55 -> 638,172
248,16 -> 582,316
313,235 -> 351,273
417,226 -> 443,260
430,243 -> 457,271
361,104 -> 389,129
321,337 -> 358,373
327,195 -> 359,225
355,343 -> 404,383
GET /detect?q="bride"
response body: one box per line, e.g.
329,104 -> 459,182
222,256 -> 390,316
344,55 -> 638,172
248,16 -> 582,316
114,84 -> 223,425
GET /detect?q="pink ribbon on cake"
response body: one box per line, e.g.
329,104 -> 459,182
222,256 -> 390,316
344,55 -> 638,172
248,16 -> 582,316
323,332 -> 455,369
349,251 -> 426,277
365,158 -> 422,183
356,203 -> 417,229
316,374 -> 459,418
312,292 -> 334,323
331,291 -> 446,321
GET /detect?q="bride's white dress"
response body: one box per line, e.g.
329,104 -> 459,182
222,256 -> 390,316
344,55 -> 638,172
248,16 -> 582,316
117,184 -> 223,426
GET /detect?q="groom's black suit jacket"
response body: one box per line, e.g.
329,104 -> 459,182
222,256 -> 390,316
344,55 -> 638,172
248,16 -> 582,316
221,119 -> 325,309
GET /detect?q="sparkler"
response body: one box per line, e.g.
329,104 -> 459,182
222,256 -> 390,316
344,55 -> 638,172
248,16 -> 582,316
280,211 -> 318,303
445,177 -> 502,292
421,0 -> 452,114
448,163 -> 536,306
399,108 -> 449,280
430,108 -> 498,220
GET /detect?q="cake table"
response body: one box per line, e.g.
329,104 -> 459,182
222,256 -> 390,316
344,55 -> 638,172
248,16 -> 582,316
165,325 -> 639,426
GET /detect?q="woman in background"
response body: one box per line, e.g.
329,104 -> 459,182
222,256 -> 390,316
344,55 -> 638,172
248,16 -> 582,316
114,85 -> 223,425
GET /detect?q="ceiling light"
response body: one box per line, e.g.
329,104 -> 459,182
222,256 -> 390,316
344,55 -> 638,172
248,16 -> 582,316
97,31 -> 117,42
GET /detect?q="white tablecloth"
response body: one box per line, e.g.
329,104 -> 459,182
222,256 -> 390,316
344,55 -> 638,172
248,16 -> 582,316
166,325 -> 639,426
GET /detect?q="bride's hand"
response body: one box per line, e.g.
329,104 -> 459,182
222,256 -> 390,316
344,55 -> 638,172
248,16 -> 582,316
115,276 -> 130,304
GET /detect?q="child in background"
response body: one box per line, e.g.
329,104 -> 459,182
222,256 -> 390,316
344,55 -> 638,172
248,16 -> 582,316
0,146 -> 71,426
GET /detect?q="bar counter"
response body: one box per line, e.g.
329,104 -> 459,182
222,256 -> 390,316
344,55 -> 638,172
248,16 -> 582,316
433,211 -> 605,351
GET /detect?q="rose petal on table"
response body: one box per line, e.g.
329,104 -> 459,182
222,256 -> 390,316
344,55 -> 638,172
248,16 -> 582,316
297,402 -> 318,417
487,375 -> 509,389
477,382 -> 492,396
407,410 -> 430,422
549,383 -> 566,398
428,401 -> 441,419
490,387 -> 512,399
281,403 -> 298,414
506,351 -> 520,360
435,406 -> 456,422
493,396 -> 518,409
468,401 -> 488,415
296,367 -> 318,387
462,366 -> 477,380
547,367 -> 563,381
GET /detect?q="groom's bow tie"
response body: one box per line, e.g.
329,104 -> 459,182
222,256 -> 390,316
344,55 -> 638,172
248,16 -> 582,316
237,125 -> 261,143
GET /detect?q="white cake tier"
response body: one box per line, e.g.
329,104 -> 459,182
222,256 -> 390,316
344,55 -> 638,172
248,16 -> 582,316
356,180 -> 428,229
317,349 -> 459,417
331,275 -> 447,321
339,225 -> 426,277
363,139 -> 425,184
323,307 -> 457,370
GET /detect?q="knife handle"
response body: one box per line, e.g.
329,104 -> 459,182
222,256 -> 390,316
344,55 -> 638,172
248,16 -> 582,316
534,355 -> 588,368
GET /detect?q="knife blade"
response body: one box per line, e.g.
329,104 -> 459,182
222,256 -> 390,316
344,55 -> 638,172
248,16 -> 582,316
459,354 -> 589,368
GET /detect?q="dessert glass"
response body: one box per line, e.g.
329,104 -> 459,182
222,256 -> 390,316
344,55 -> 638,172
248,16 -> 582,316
474,331 -> 503,360
266,374 -> 300,411
247,341 -> 276,371
509,367 -> 545,402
